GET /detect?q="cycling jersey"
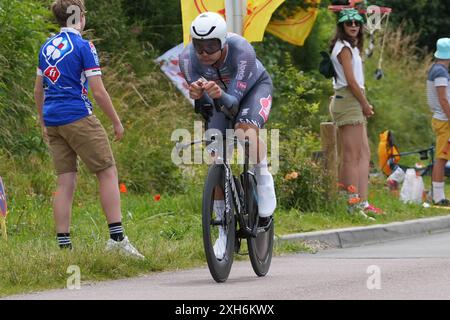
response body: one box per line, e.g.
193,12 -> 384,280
37,27 -> 102,126
179,33 -> 269,107
179,33 -> 273,131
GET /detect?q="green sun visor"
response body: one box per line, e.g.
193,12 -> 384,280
338,8 -> 365,24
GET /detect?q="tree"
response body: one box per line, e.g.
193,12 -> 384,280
121,0 -> 182,52
376,0 -> 450,51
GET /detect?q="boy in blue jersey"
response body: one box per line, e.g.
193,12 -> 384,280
427,38 -> 450,206
34,0 -> 143,258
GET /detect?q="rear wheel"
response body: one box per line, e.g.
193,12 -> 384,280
246,173 -> 274,277
202,164 -> 236,283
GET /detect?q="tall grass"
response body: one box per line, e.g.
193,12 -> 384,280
365,28 -> 434,152
0,0 -> 56,155
95,48 -> 198,194
0,183 -> 206,296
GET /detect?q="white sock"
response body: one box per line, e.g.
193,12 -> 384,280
213,200 -> 227,259
213,200 -> 225,220
361,200 -> 369,208
255,158 -> 276,218
255,158 -> 271,185
432,182 -> 445,203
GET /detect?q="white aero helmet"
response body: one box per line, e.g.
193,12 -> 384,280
190,12 -> 228,49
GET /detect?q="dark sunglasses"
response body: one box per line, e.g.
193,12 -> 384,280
344,20 -> 362,27
193,38 -> 221,55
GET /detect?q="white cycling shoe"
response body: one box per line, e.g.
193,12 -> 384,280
105,236 -> 145,260
213,227 -> 227,260
256,172 -> 277,218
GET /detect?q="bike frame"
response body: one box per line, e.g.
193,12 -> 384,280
176,101 -> 270,238
217,115 -> 266,239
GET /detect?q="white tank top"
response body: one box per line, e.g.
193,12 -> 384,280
331,40 -> 365,90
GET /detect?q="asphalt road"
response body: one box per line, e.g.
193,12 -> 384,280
5,231 -> 450,300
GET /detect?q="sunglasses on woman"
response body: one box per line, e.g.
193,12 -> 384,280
344,20 -> 362,27
193,38 -> 222,55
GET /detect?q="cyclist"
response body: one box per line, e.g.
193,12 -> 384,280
179,12 -> 276,259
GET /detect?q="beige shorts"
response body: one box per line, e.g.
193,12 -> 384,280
432,118 -> 450,160
46,115 -> 115,175
329,87 -> 367,127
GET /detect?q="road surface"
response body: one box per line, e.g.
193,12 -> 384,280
5,231 -> 450,300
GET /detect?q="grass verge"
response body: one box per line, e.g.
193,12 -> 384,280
1,175 -> 449,297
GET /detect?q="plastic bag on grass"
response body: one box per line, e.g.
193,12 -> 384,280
400,169 -> 424,204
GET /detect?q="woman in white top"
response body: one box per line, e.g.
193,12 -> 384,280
329,9 -> 382,215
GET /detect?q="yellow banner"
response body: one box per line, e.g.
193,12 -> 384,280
266,0 -> 320,46
243,0 -> 285,42
180,0 -> 319,46
181,0 -> 285,45
181,0 -> 226,46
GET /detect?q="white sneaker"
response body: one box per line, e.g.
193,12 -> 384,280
256,173 -> 277,217
105,236 -> 145,260
213,227 -> 227,260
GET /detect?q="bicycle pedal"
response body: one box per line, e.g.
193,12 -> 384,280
211,219 -> 225,226
258,216 -> 273,229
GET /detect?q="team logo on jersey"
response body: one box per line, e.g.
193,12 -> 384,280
44,66 -> 61,84
237,60 -> 247,80
237,81 -> 247,90
259,95 -> 272,123
43,34 -> 73,66
89,42 -> 100,66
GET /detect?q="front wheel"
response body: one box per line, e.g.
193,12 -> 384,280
246,173 -> 274,277
202,164 -> 236,283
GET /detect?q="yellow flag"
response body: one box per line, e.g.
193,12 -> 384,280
181,0 -> 285,45
181,0 -> 226,46
266,0 -> 320,46
243,0 -> 285,42
180,0 -> 319,47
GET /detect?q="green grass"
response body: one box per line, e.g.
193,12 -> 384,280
276,174 -> 450,235
0,184 -> 204,296
1,173 -> 450,297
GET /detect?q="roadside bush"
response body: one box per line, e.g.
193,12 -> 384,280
265,57 -> 337,211
98,51 -> 195,194
122,0 -> 183,53
363,28 -> 434,153
84,0 -> 137,54
0,0 -> 55,155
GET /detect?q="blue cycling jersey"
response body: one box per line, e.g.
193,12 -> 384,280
37,27 -> 102,126
179,33 -> 268,108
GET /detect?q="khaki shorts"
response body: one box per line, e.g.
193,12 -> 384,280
432,118 -> 450,160
329,87 -> 367,127
46,115 -> 115,175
